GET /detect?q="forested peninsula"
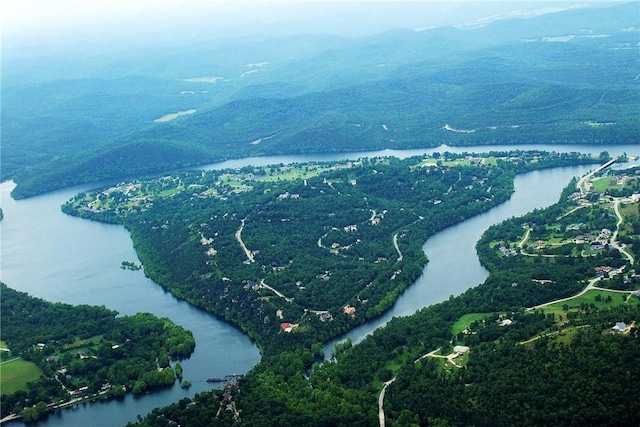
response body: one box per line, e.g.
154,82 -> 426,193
0,284 -> 195,422
121,158 -> 640,426
63,151 -> 596,355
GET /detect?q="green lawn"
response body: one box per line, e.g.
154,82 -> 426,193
591,176 -> 623,192
541,289 -> 637,319
0,358 -> 43,395
452,312 -> 492,336
63,334 -> 105,350
261,165 -> 332,182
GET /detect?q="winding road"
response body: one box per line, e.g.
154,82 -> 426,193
527,196 -> 633,311
611,199 -> 635,265
576,158 -> 616,193
235,219 -> 255,263
378,378 -> 396,427
258,279 -> 294,303
392,233 -> 403,262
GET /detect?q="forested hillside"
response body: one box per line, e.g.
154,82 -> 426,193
4,2 -> 638,198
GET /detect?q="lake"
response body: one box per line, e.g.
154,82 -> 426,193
0,143 -> 635,426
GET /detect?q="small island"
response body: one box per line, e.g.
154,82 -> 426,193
121,260 -> 142,271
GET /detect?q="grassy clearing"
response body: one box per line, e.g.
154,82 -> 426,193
540,289 -> 637,319
552,326 -> 585,345
63,335 -> 104,350
420,156 -> 502,168
452,312 -> 491,336
260,165 -> 333,183
0,358 -> 43,395
421,159 -> 468,167
619,203 -> 639,218
619,203 -> 640,239
591,176 -> 623,192
158,187 -> 182,197
454,352 -> 470,367
519,325 -> 587,347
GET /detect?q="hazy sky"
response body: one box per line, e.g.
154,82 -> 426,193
2,0 -> 600,47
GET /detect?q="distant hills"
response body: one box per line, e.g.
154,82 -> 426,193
2,2 -> 638,198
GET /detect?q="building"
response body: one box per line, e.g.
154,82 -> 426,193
453,345 -> 470,354
343,305 -> 356,315
612,322 -> 627,333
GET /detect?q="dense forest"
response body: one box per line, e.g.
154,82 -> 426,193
4,3 -> 639,198
385,304 -> 640,427
0,283 -> 195,422
127,160 -> 640,426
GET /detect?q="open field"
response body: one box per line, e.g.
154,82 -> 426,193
0,358 -> 43,395
540,289 -> 638,318
591,176 -> 624,192
260,164 -> 336,183
63,334 -> 105,351
452,312 -> 492,336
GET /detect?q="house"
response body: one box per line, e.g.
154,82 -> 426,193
318,312 -> 333,322
565,223 -> 583,231
612,322 -> 627,333
343,305 -> 356,315
453,345 -> 470,354
280,323 -> 298,333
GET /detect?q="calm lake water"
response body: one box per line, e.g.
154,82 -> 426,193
0,183 -> 261,426
0,144 -> 635,426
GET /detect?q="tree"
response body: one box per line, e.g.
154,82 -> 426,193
132,379 -> 147,395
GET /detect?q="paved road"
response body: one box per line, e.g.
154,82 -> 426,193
611,199 -> 635,265
259,279 -> 293,303
235,219 -> 254,263
577,158 -> 616,193
393,232 -> 403,262
378,378 -> 396,427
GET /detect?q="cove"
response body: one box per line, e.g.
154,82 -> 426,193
0,144 -> 634,426
0,182 -> 261,427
